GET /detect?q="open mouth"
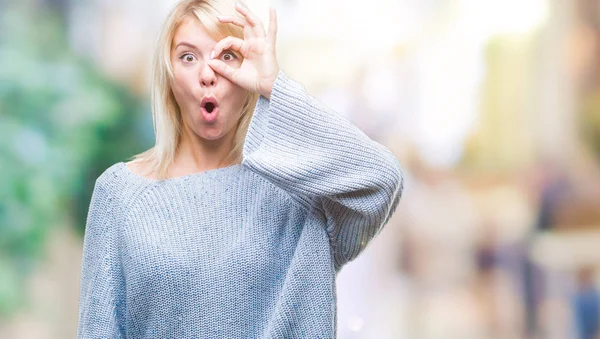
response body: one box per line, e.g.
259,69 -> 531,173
205,102 -> 215,113
201,97 -> 218,113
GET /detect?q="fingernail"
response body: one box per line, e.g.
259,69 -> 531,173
210,50 -> 215,59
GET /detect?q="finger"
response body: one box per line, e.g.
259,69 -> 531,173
207,59 -> 238,83
212,36 -> 246,59
234,2 -> 266,37
267,7 -> 278,46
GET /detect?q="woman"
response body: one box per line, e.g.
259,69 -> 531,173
77,0 -> 403,338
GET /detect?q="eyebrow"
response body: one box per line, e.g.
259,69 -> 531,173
174,42 -> 199,51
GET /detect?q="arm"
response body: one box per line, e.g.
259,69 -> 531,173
243,71 -> 404,271
77,176 -> 126,338
210,4 -> 403,271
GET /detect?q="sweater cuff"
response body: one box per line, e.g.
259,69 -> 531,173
243,70 -> 306,159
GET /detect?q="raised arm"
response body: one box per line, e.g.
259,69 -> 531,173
242,71 -> 404,271
210,3 -> 403,270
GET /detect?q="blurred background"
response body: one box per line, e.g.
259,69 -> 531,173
1,0 -> 600,338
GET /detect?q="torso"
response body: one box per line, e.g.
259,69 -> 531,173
104,162 -> 337,338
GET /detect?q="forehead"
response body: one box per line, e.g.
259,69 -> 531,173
172,16 -> 219,51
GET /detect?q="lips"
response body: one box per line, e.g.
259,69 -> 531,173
200,96 -> 219,122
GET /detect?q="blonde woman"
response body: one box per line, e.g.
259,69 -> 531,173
77,0 -> 404,337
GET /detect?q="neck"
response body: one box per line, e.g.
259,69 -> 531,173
172,127 -> 237,176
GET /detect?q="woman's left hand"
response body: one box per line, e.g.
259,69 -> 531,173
208,3 -> 279,99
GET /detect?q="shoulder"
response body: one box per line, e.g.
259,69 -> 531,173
96,159 -> 156,184
95,162 -> 128,188
125,159 -> 159,180
94,161 -> 146,198
90,161 -> 149,214
125,160 -> 145,175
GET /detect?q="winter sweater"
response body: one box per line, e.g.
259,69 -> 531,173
77,71 -> 404,338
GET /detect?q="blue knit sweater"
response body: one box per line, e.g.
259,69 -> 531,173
77,71 -> 404,338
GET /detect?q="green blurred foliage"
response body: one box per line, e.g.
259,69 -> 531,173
0,3 -> 151,317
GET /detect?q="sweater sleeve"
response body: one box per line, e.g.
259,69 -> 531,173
77,174 -> 126,338
242,70 -> 404,271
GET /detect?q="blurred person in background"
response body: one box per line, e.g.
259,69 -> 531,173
473,223 -> 502,337
75,0 -> 404,338
522,160 -> 570,339
572,266 -> 600,339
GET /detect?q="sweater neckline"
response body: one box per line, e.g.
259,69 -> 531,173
118,162 -> 243,184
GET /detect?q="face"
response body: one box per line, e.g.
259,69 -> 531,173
170,16 -> 247,143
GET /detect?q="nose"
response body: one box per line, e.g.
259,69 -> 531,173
199,63 -> 217,88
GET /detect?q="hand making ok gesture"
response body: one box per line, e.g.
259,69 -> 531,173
208,3 -> 280,99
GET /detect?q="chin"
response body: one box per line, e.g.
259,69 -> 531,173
195,126 -> 230,142
197,131 -> 224,141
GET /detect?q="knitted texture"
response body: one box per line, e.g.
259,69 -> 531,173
77,71 -> 404,338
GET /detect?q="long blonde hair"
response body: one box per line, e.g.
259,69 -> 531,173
130,0 -> 259,179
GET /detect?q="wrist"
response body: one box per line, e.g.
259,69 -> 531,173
261,68 -> 279,100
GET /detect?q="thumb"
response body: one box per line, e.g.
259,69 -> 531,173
208,59 -> 238,83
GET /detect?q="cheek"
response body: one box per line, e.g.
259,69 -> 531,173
171,69 -> 196,105
226,92 -> 246,120
228,85 -> 248,112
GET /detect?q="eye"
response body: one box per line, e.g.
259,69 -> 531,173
221,50 -> 238,62
180,53 -> 196,63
